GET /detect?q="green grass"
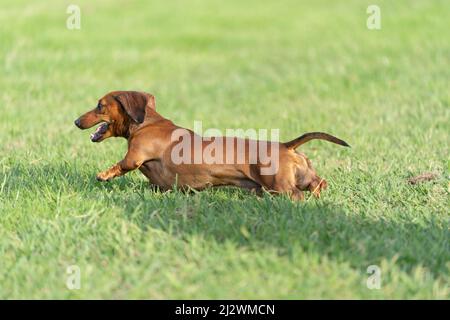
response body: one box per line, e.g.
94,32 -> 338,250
0,0 -> 449,299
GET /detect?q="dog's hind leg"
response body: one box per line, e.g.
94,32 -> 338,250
288,188 -> 305,201
259,166 -> 305,201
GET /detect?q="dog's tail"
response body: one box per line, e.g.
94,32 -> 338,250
284,132 -> 350,150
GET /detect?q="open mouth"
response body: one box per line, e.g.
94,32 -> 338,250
90,122 -> 109,142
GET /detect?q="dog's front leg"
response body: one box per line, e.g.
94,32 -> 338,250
96,159 -> 143,182
96,149 -> 146,182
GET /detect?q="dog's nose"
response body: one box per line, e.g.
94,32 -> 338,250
74,118 -> 81,128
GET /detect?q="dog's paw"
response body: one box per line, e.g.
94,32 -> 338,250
96,172 -> 111,182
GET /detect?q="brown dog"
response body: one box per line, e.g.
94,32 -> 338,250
75,91 -> 349,200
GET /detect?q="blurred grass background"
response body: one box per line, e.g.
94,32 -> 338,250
0,0 -> 448,298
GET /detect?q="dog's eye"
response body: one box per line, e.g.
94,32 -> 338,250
97,103 -> 102,110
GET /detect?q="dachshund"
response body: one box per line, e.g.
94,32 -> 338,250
75,91 -> 349,200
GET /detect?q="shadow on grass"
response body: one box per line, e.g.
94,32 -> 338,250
129,192 -> 448,276
6,162 -> 448,276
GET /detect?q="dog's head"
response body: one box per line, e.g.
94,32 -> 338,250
74,91 -> 155,142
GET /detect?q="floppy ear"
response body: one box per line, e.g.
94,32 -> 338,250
114,91 -> 156,123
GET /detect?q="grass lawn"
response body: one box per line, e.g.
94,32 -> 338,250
0,0 -> 448,299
